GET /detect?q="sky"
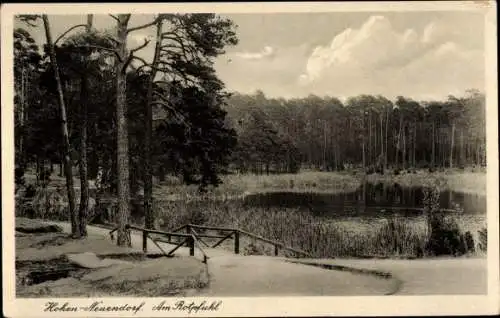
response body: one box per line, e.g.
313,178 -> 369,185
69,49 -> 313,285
16,11 -> 485,101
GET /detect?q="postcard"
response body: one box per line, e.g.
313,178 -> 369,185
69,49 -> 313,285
1,1 -> 498,317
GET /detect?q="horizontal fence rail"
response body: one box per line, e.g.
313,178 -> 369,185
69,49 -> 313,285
236,228 -> 312,257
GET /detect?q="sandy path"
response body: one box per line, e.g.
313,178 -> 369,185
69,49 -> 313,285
199,255 -> 397,296
293,258 -> 487,295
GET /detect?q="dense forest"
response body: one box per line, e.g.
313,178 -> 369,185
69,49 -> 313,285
225,90 -> 486,174
14,13 -> 239,243
13,14 -> 486,244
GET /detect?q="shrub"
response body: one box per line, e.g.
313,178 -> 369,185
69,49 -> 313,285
187,209 -> 209,226
422,182 -> 474,256
30,187 -> 67,220
24,184 -> 37,199
15,167 -> 25,192
425,213 -> 468,256
38,168 -> 51,187
464,231 -> 475,253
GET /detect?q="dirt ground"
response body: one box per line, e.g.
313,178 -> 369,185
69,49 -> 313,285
292,257 -> 487,295
15,218 -> 209,297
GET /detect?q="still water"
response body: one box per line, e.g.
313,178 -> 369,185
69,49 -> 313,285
243,182 -> 486,216
242,182 -> 487,236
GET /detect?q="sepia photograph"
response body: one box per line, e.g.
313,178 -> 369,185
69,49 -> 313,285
1,2 -> 498,317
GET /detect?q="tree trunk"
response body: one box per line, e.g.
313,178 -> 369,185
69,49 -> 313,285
19,67 -> 25,167
402,126 -> 406,170
144,19 -> 163,230
159,166 -> 166,182
460,128 -> 465,166
368,112 -> 372,166
42,15 -> 79,237
77,15 -> 93,238
78,76 -> 89,237
380,114 -> 387,170
323,120 -> 327,169
116,14 -> 132,247
413,121 -> 416,168
384,107 -> 389,169
450,122 -> 455,169
431,122 -> 435,167
397,114 -> 403,169
476,143 -> 480,166
35,156 -> 40,184
362,138 -> 366,172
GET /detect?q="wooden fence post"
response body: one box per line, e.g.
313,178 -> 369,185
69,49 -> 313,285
127,226 -> 132,248
189,236 -> 195,256
142,230 -> 147,253
234,230 -> 240,254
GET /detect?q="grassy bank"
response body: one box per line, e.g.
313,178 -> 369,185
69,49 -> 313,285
151,169 -> 487,198
20,168 -> 487,197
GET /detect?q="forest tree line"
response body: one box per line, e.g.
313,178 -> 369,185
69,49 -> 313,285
224,90 -> 486,174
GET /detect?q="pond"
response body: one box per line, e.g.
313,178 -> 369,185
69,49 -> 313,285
243,182 -> 487,217
242,182 -> 487,239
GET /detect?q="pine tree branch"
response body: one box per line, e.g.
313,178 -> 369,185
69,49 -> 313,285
151,100 -> 191,129
130,56 -> 149,67
108,14 -> 119,22
71,45 -> 122,62
54,24 -> 87,45
123,39 -> 151,70
130,38 -> 152,54
126,14 -> 177,34
127,19 -> 159,34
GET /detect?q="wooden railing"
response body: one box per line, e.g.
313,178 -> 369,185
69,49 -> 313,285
109,224 -> 208,263
109,223 -> 312,261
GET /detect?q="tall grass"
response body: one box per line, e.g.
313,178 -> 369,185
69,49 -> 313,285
153,197 -> 481,258
154,169 -> 486,197
152,171 -> 363,199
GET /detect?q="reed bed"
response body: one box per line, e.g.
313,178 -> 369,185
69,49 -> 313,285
153,198 -> 483,258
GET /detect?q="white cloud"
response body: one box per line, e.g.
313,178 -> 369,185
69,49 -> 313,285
216,44 -> 310,98
234,46 -> 275,60
298,15 -> 484,100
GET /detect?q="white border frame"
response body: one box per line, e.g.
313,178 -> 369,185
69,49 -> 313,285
2,2 -> 498,317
